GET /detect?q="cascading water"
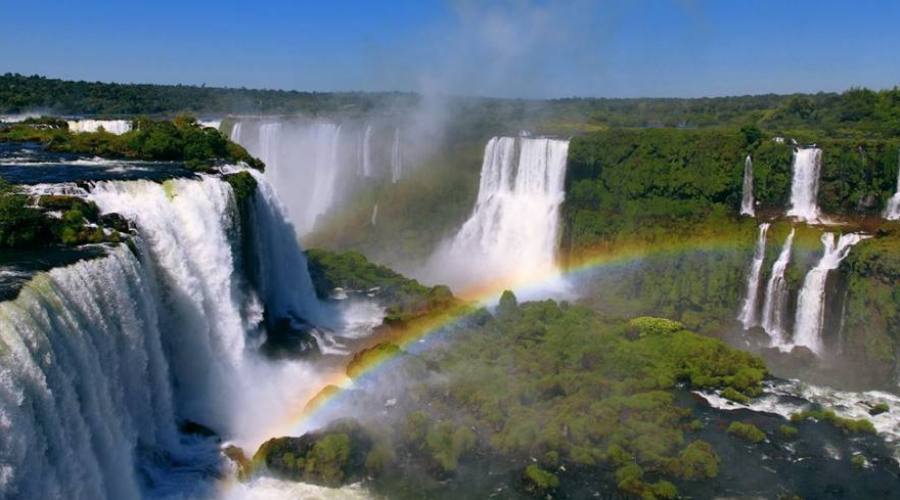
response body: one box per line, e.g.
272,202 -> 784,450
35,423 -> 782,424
786,147 -> 823,222
0,247 -> 178,500
360,124 -> 373,177
89,177 -> 258,431
740,154 -> 755,216
233,121 -> 348,235
738,223 -> 769,329
428,136 -> 569,293
391,128 -> 403,183
761,228 -> 795,345
67,119 -> 132,135
792,232 -> 865,354
884,151 -> 900,220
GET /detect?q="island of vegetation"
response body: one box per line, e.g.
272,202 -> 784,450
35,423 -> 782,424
0,115 -> 263,171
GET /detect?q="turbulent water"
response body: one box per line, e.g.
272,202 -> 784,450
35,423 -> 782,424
738,223 -> 769,329
792,233 -> 865,354
0,246 -> 179,499
427,136 -> 569,293
740,154 -> 755,217
786,148 -> 822,222
0,172 -> 365,499
230,119 -> 406,236
390,128 -> 403,183
67,119 -> 132,135
884,151 -> 900,220
761,228 -> 795,345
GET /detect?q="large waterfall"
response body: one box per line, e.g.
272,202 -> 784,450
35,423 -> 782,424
884,151 -> 900,220
230,119 -> 407,236
738,223 -> 769,329
0,173 -> 334,499
0,247 -> 178,499
740,155 -> 755,217
792,233 -> 865,354
786,148 -> 823,222
427,136 -> 569,293
761,228 -> 795,345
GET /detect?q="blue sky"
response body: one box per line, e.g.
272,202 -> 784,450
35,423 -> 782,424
2,0 -> 899,98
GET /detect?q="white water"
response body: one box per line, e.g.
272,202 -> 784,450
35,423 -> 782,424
0,171 -> 375,499
232,121 -> 349,235
390,128 -> 403,183
698,379 -> 900,462
738,223 -> 770,329
792,233 -> 865,354
884,151 -> 900,220
786,148 -> 822,222
0,246 -> 179,500
740,154 -> 755,216
360,124 -> 372,177
427,137 -> 569,293
761,228 -> 795,345
67,119 -> 132,135
198,119 -> 222,131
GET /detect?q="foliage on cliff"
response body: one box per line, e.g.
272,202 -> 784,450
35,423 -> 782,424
305,248 -> 456,322
0,115 -> 263,171
0,181 -> 121,248
563,129 -> 899,254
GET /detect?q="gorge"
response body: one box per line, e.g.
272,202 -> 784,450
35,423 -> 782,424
1,79 -> 900,499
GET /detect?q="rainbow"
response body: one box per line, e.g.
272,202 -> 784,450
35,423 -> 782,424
265,230 -> 754,438
215,231 -> 754,492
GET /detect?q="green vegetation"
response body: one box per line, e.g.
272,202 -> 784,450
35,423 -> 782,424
0,181 -> 120,248
778,425 -> 799,439
870,403 -> 890,416
305,248 -> 457,322
223,171 -> 257,205
6,74 -> 900,139
0,115 -> 262,171
253,419 -> 371,487
523,464 -> 559,492
404,297 -> 762,495
790,409 -> 876,434
0,181 -> 52,248
727,422 -> 766,443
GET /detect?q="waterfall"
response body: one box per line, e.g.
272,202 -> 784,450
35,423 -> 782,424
0,247 -> 177,500
371,204 -> 378,226
786,147 -> 822,222
242,169 -> 328,327
391,128 -> 403,183
360,124 -> 373,177
428,137 -> 569,292
884,151 -> 900,220
232,120 -> 348,235
67,119 -> 132,135
740,155 -> 755,216
792,232 -> 865,354
230,121 -> 242,142
761,228 -> 795,345
738,223 -> 770,329
89,177 -> 256,429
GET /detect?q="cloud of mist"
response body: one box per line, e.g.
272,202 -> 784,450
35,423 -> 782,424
409,0 -> 618,99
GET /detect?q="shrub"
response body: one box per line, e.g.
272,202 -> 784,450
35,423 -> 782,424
523,464 -> 559,492
727,422 -> 766,443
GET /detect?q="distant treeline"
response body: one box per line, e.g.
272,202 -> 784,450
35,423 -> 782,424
2,73 -> 900,137
0,73 -> 416,117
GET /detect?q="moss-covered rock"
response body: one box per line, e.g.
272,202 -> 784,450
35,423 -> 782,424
727,421 -> 766,443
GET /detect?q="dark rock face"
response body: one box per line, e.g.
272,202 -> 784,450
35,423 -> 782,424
259,316 -> 321,359
253,419 -> 373,487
